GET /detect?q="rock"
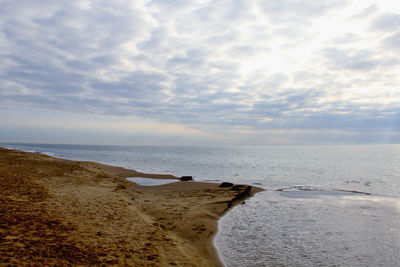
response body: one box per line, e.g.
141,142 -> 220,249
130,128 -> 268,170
225,185 -> 252,210
234,186 -> 252,199
231,185 -> 246,191
219,182 -> 234,188
180,176 -> 193,181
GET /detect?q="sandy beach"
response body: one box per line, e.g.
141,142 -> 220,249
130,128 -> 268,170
0,147 -> 262,266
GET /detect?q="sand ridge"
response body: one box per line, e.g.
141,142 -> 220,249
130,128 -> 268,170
0,147 -> 262,266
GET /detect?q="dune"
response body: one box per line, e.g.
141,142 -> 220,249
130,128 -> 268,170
0,147 -> 262,266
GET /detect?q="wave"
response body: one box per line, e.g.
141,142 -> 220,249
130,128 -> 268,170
275,185 -> 371,195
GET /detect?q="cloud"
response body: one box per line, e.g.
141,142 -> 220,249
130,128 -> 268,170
371,13 -> 400,32
0,0 -> 399,144
382,31 -> 400,50
351,4 -> 378,19
323,48 -> 381,71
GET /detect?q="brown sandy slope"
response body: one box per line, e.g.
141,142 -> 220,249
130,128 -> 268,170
0,147 -> 262,266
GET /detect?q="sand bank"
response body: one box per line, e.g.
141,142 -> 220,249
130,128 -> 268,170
0,147 -> 262,266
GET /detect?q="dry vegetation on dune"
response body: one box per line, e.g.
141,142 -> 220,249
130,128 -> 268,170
0,148 -> 260,266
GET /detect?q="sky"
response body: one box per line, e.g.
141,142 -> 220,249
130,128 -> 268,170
0,0 -> 399,146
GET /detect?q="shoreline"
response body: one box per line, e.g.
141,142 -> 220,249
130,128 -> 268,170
0,147 -> 262,266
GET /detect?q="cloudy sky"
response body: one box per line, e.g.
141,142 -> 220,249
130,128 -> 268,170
0,0 -> 399,145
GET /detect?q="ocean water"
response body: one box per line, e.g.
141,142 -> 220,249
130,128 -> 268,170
2,143 -> 400,266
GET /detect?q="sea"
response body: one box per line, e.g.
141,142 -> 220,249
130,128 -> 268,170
2,143 -> 400,266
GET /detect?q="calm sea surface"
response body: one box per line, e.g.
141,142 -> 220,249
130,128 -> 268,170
2,143 -> 400,266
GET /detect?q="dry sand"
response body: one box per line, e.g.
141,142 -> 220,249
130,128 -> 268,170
0,147 -> 262,266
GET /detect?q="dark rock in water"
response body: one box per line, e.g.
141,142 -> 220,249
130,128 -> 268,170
235,186 -> 252,199
231,185 -> 246,191
219,182 -> 234,188
180,176 -> 193,181
225,185 -> 252,209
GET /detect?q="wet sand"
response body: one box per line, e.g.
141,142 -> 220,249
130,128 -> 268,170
0,147 -> 262,266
